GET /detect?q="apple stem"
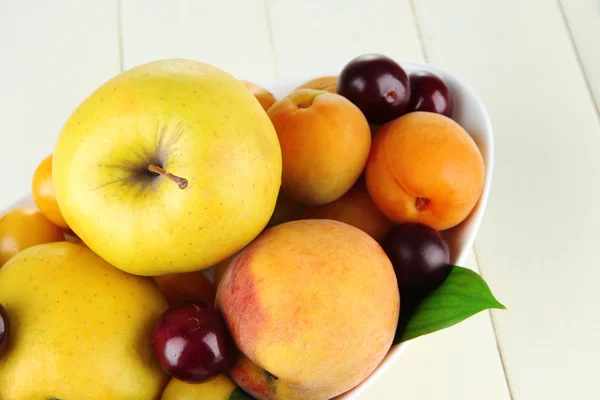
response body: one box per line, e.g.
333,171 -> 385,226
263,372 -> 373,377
148,165 -> 188,190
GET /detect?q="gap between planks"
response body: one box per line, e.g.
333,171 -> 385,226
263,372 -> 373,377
263,0 -> 280,80
557,0 -> 600,123
473,245 -> 515,400
116,0 -> 125,73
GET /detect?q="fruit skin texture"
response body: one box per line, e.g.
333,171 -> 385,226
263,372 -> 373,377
241,80 -> 277,111
53,58 -> 282,276
216,219 -> 399,400
32,154 -> 69,228
303,180 -> 393,242
366,112 -> 484,230
0,207 -> 64,266
0,242 -> 169,400
153,271 -> 216,307
380,223 -> 450,295
294,76 -> 338,93
268,89 -> 371,205
337,53 -> 410,124
161,375 -> 237,400
151,302 -> 231,383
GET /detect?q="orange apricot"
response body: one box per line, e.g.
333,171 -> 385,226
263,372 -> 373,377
366,112 -> 484,230
32,154 -> 69,229
294,75 -> 338,93
304,180 -> 394,241
241,80 -> 277,111
268,89 -> 371,205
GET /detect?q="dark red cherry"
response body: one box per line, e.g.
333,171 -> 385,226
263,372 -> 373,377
407,71 -> 453,117
380,223 -> 451,295
337,54 -> 410,124
151,302 -> 230,383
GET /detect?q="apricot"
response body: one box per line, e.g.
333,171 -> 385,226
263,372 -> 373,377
268,89 -> 371,205
32,154 -> 69,229
153,271 -> 216,307
241,80 -> 277,111
294,75 -> 338,93
366,112 -> 484,230
216,220 -> 399,400
304,180 -> 394,242
0,207 -> 65,266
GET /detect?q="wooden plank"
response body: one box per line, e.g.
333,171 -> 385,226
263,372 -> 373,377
267,0 -> 425,77
413,0 -> 600,398
120,0 -> 276,83
561,0 -> 600,111
0,1 -> 120,210
364,250 -> 511,400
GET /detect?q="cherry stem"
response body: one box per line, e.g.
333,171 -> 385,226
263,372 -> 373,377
148,165 -> 188,190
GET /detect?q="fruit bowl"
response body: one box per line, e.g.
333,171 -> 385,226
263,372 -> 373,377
2,59 -> 493,399
261,60 -> 494,399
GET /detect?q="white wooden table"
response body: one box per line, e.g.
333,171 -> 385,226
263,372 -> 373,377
1,1 -> 599,399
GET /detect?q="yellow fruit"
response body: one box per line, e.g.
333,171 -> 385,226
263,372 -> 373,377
0,242 -> 169,399
53,59 -> 282,276
0,207 -> 64,266
161,375 -> 237,400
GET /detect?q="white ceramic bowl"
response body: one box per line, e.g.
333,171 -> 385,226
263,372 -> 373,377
262,61 -> 494,399
4,60 -> 493,399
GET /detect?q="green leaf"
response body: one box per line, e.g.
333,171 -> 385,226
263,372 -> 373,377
229,388 -> 255,400
398,266 -> 506,343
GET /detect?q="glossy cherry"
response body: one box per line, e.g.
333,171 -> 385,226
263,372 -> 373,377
337,53 -> 410,124
407,71 -> 453,117
151,302 -> 230,383
0,304 -> 8,356
380,223 -> 451,295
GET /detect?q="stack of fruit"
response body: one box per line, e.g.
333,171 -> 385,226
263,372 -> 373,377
0,54 -> 503,400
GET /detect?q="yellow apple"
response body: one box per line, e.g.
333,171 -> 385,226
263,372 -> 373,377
161,375 -> 237,400
0,242 -> 169,399
53,58 -> 282,276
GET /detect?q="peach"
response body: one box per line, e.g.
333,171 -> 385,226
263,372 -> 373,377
304,180 -> 394,242
294,75 -> 338,93
216,220 -> 399,400
268,89 -> 371,205
241,80 -> 277,111
153,271 -> 215,307
366,112 -> 484,230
